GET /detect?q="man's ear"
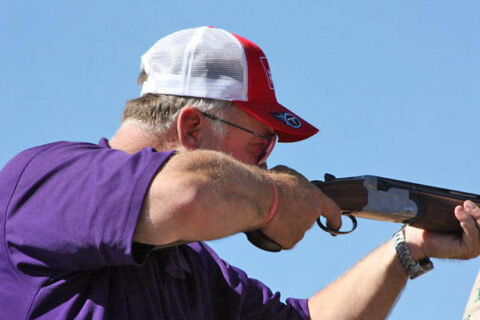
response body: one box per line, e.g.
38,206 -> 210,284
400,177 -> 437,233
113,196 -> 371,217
176,107 -> 206,149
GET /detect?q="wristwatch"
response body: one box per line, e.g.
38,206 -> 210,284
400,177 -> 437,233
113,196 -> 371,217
393,225 -> 434,279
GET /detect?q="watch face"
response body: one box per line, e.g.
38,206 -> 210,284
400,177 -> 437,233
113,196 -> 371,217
410,258 -> 434,279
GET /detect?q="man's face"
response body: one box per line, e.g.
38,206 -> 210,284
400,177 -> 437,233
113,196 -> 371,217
202,107 -> 276,166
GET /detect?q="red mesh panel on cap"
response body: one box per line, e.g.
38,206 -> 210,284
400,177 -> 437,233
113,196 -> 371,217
231,32 -> 318,142
231,33 -> 278,104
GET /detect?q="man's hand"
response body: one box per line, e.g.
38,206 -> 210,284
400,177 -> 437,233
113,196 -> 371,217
259,165 -> 342,249
405,200 -> 480,261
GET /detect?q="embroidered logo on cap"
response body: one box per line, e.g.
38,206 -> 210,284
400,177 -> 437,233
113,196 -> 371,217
271,112 -> 302,128
260,57 -> 274,90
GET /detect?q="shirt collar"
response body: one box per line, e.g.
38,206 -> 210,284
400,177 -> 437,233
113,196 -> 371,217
98,137 -> 111,148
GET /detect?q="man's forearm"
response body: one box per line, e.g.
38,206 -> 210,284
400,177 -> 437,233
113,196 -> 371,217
308,240 -> 408,320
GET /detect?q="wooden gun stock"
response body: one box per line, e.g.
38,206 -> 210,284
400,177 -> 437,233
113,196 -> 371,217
313,175 -> 480,234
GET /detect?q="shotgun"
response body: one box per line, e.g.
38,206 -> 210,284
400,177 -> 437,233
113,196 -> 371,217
246,174 -> 480,252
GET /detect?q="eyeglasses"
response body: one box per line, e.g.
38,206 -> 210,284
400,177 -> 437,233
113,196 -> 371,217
201,112 -> 277,165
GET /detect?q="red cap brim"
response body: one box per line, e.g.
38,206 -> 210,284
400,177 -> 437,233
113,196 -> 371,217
232,100 -> 319,142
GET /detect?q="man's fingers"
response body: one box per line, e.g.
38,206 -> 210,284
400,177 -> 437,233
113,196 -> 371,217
455,204 -> 469,222
409,202 -> 480,261
320,192 -> 342,231
464,200 -> 480,218
455,205 -> 480,259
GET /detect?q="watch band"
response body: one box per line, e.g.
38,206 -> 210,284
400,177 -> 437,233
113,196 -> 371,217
393,225 -> 434,279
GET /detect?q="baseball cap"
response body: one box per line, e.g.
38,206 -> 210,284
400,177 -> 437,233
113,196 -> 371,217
140,26 -> 318,142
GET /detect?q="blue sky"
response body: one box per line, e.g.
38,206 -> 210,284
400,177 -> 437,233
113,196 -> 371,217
1,1 -> 479,319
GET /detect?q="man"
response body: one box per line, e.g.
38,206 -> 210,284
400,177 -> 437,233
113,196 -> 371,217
0,26 -> 478,319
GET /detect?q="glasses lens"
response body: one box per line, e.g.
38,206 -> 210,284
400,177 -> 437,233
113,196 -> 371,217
258,135 -> 278,165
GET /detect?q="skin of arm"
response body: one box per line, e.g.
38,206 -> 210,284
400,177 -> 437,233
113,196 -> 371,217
308,201 -> 480,320
134,149 -> 273,245
308,240 -> 407,320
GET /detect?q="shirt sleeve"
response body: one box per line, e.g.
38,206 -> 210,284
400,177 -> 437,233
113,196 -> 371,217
229,264 -> 310,319
3,141 -> 175,272
188,242 -> 311,319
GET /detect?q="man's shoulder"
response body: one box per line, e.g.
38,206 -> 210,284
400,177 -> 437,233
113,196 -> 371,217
1,140 -> 104,176
10,140 -> 102,162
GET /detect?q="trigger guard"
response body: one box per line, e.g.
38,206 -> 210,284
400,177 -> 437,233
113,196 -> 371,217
316,213 -> 357,235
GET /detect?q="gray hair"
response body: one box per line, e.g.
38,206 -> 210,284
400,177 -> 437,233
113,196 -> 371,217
121,70 -> 233,135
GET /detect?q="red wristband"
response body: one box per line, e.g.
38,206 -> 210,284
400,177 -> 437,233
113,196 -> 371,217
264,177 -> 279,224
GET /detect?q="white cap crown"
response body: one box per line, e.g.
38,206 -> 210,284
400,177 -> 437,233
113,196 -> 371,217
141,26 -> 248,101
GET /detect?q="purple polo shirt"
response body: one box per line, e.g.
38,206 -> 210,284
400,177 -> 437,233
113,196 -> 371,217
0,139 -> 310,319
